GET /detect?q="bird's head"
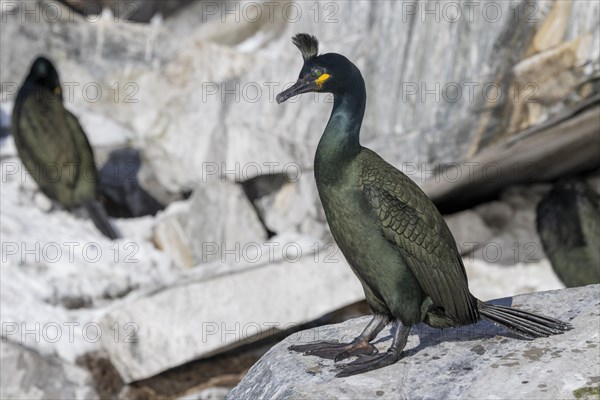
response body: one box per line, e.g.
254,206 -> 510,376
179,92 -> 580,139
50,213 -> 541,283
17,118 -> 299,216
27,56 -> 62,98
276,33 -> 362,104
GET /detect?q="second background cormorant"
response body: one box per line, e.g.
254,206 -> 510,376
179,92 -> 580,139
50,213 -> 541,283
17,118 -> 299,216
537,179 -> 600,287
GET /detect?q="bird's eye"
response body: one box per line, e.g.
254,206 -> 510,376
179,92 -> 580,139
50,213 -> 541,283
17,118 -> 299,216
314,69 -> 323,77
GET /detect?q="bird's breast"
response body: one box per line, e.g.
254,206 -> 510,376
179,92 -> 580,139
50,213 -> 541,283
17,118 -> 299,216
318,182 -> 395,264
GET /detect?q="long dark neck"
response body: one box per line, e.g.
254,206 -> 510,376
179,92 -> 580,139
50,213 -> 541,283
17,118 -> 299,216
315,79 -> 366,183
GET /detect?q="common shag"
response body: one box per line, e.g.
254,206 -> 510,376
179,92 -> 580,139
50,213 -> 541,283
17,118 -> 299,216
99,148 -> 164,218
277,34 -> 571,377
537,180 -> 600,287
12,57 -> 120,239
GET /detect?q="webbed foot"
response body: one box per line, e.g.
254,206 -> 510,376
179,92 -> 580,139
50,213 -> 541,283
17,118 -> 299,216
334,321 -> 411,377
335,348 -> 402,377
288,339 -> 378,360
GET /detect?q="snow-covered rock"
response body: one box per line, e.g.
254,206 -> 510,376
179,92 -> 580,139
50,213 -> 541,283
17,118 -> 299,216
3,1 -> 597,197
152,179 -> 269,267
444,210 -> 494,255
99,236 -> 364,383
464,258 -> 564,301
0,341 -> 98,400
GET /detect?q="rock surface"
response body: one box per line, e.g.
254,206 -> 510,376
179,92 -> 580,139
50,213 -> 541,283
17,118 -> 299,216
99,236 -> 364,383
444,184 -> 552,265
158,180 -> 269,266
0,341 -> 98,399
444,210 -> 494,255
227,285 -> 600,400
464,259 -> 563,301
2,1 -> 598,196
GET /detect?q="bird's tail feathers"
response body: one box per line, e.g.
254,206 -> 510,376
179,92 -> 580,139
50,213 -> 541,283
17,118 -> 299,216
478,300 -> 572,340
84,200 -> 121,240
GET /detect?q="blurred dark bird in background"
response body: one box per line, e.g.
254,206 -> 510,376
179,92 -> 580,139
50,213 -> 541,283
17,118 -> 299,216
99,148 -> 164,218
11,56 -> 120,240
537,179 -> 600,287
277,33 -> 572,377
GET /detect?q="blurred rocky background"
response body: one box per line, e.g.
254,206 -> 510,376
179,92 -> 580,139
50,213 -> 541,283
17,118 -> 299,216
1,0 -> 598,398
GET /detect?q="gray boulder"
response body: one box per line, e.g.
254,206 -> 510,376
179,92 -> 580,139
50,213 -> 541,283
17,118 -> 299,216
99,237 -> 364,383
0,341 -> 98,399
153,180 -> 268,266
227,285 -> 599,400
471,185 -> 551,265
444,210 -> 494,256
3,1 -> 597,199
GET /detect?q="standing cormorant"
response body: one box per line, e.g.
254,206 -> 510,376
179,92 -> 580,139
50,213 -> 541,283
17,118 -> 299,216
276,34 -> 571,377
12,57 -> 120,239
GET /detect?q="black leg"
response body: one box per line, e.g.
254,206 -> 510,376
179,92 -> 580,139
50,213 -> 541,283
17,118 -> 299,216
288,314 -> 389,360
335,320 -> 410,377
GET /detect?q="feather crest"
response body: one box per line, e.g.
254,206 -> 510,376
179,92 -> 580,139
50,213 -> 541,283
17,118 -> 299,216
292,33 -> 319,61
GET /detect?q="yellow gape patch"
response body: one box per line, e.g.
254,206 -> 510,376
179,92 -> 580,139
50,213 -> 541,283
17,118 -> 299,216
315,73 -> 330,88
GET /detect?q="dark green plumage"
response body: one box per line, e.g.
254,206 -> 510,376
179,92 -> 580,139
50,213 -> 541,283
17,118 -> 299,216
277,33 -> 571,377
357,150 -> 479,325
12,57 -> 119,239
537,180 -> 600,287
